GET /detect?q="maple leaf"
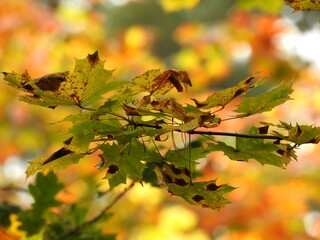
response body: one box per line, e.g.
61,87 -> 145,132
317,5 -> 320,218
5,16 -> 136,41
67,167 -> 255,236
3,51 -> 114,108
124,69 -> 192,99
192,75 -> 261,109
19,172 -> 63,235
155,162 -> 234,210
100,142 -> 146,188
235,81 -> 293,117
266,121 -> 320,145
207,127 -> 287,167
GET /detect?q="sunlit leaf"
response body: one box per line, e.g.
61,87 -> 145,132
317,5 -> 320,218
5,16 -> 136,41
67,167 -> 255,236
26,152 -> 86,178
3,51 -> 114,108
207,127 -> 287,167
167,180 -> 235,210
235,81 -> 293,117
125,69 -> 191,99
267,122 -> 320,145
193,75 -> 258,109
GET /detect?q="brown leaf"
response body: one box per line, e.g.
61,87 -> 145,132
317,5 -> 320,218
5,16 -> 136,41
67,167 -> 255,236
123,104 -> 141,116
151,70 -> 192,95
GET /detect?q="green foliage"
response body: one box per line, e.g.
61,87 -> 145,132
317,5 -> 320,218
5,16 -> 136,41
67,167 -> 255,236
0,202 -> 21,227
3,51 -> 320,236
18,172 -> 63,235
16,172 -> 115,239
235,81 -> 293,117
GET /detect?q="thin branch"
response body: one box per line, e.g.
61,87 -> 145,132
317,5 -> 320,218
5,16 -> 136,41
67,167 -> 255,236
187,130 -> 282,140
57,182 -> 135,240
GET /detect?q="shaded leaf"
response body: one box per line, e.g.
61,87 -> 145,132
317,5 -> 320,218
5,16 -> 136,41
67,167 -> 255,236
19,172 -> 63,235
0,202 -> 21,227
101,142 -> 146,188
164,146 -> 207,169
207,127 -> 287,167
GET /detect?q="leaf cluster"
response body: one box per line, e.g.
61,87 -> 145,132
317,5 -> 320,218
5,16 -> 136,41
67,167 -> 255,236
14,172 -> 115,239
3,51 -> 320,215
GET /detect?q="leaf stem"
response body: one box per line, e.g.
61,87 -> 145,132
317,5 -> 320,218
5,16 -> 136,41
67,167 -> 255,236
57,182 -> 135,240
187,130 -> 281,140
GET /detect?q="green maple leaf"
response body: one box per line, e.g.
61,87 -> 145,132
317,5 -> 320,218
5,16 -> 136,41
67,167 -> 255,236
207,127 -> 286,167
19,172 -> 63,235
235,81 -> 293,117
167,180 -> 235,210
101,142 -> 146,188
269,122 -> 320,145
164,146 -> 207,169
193,75 -> 261,109
155,162 -> 234,210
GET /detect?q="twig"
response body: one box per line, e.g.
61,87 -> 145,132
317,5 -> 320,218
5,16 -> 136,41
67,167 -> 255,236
187,130 -> 281,140
57,182 -> 135,240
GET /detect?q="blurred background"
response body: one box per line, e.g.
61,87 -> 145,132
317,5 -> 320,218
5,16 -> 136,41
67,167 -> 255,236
1,0 -> 320,239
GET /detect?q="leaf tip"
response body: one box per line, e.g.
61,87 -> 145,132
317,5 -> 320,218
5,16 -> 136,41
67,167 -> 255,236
87,50 -> 100,65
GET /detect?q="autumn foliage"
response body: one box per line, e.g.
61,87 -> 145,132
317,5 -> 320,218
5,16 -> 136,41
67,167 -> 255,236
1,0 -> 320,239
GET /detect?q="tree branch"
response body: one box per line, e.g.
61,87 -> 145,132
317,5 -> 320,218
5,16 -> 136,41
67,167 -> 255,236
57,182 -> 135,240
187,130 -> 281,140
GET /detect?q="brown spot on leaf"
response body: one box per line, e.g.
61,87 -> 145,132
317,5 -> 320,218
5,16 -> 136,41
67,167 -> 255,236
191,98 -> 208,108
63,137 -> 73,145
171,166 -> 182,175
273,139 -> 281,145
107,164 -> 119,174
163,173 -> 174,184
258,126 -> 269,134
277,149 -> 286,155
192,195 -> 204,202
174,178 -> 188,186
296,124 -> 302,137
206,183 -> 220,191
245,76 -> 255,84
26,72 -> 68,91
42,147 -> 73,165
87,51 -> 100,65
151,70 -> 191,96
